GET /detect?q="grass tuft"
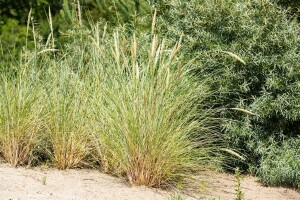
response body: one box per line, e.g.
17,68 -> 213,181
0,63 -> 44,167
90,30 -> 221,187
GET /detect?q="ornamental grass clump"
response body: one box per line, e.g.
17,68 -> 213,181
43,64 -> 91,170
0,6 -> 223,187
89,26 -> 220,187
0,61 -> 44,167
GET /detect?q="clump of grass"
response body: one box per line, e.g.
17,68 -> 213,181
90,28 -> 221,187
0,7 -> 224,189
0,10 -> 92,169
0,63 -> 44,167
43,62 -> 91,170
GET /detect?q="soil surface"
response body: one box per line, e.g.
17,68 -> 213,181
0,164 -> 299,200
195,172 -> 300,200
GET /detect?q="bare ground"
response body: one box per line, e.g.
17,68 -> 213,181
0,164 -> 299,200
195,172 -> 300,200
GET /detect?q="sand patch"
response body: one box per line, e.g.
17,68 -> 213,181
0,164 -> 299,200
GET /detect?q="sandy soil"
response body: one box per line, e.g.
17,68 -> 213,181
195,172 -> 300,200
0,164 -> 299,200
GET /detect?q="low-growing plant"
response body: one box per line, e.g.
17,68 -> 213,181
168,194 -> 186,200
234,168 -> 244,200
41,176 -> 47,185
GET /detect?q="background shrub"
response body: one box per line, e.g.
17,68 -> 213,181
157,0 -> 300,187
258,137 -> 300,188
277,0 -> 300,18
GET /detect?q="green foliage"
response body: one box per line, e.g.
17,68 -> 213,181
89,27 -> 221,187
43,61 -> 91,169
0,0 -> 60,53
0,19 -> 28,65
277,0 -> 300,17
91,0 -> 151,26
0,55 -> 44,166
234,168 -> 244,200
0,9 -> 223,187
158,0 -> 300,187
168,194 -> 186,200
277,0 -> 300,7
258,137 -> 300,188
0,19 -> 27,52
1,0 -> 300,190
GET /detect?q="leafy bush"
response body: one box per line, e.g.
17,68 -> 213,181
157,0 -> 300,186
258,137 -> 300,188
275,0 -> 300,21
89,0 -> 151,26
277,0 -> 300,14
0,19 -> 27,52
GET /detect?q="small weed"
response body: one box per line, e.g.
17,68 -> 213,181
168,194 -> 185,200
208,197 -> 221,200
234,168 -> 244,200
41,176 -> 47,185
199,180 -> 207,193
198,180 -> 208,199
